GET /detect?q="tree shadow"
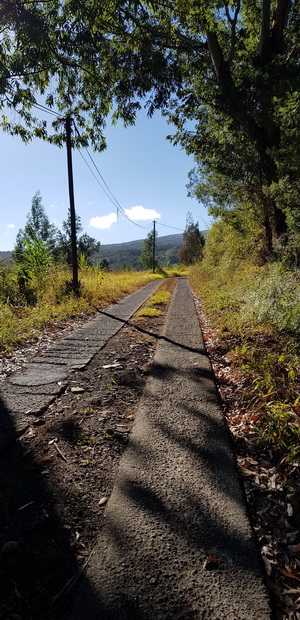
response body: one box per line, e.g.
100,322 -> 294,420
71,358 -> 272,619
94,308 -> 207,357
0,396 -> 81,619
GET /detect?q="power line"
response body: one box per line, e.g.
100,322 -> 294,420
157,221 -> 184,232
76,147 -> 121,208
31,101 -> 63,118
73,121 -> 153,231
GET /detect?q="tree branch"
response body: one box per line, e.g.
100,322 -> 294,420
206,31 -> 229,83
226,1 -> 241,67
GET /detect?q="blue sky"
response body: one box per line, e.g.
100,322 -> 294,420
1,110 -> 211,251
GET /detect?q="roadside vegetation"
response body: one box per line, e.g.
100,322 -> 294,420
189,221 -> 300,464
0,192 -> 190,354
0,263 -> 163,353
188,222 -> 300,616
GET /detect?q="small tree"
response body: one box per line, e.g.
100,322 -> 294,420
13,191 -> 58,264
58,209 -> 100,266
139,229 -> 158,271
180,213 -> 204,265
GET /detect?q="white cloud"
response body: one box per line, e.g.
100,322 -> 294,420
6,223 -> 15,229
5,232 -> 9,235
125,206 -> 161,221
89,213 -> 118,229
50,203 -> 59,210
87,201 -> 94,206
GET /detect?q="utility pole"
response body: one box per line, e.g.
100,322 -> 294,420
66,115 -> 79,296
152,219 -> 156,273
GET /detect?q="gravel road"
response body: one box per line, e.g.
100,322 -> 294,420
71,277 -> 271,620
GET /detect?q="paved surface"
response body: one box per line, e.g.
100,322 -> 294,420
0,280 -> 160,442
71,278 -> 271,620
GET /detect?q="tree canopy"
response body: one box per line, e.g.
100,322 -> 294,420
180,213 -> 205,265
58,209 -> 100,266
139,228 -> 157,271
13,191 -> 58,263
2,1 -> 300,252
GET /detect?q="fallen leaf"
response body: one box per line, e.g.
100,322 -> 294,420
203,557 -> 219,571
287,503 -> 293,517
278,567 -> 300,582
288,544 -> 300,554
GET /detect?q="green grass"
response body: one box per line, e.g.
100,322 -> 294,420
137,307 -> 163,317
148,291 -> 171,305
136,278 -> 176,319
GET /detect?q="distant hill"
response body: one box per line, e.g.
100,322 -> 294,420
0,251 -> 14,265
1,232 -> 198,270
95,233 -> 184,270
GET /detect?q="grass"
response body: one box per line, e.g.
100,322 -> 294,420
189,255 -> 300,463
137,278 -> 175,319
148,290 -> 171,305
0,265 -> 163,352
137,307 -> 163,317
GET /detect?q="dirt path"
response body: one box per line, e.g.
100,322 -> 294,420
71,277 -> 271,620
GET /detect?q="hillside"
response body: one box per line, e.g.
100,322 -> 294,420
0,251 -> 14,265
0,233 -> 185,270
96,233 -> 183,270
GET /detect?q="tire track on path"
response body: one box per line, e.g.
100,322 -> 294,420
71,277 -> 271,620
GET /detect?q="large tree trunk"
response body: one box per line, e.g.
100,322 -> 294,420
254,124 -> 287,241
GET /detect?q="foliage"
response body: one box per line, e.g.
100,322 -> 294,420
98,258 -> 109,272
0,265 -> 163,352
189,226 -> 300,461
3,2 -> 300,254
139,228 -> 158,271
13,191 -> 58,264
180,212 -> 204,265
3,2 -> 300,252
0,264 -> 20,305
58,208 -> 100,266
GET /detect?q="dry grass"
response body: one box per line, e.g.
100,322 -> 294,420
0,267 -> 163,352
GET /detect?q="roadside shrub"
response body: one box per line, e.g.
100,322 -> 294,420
0,265 -> 20,305
241,264 -> 300,338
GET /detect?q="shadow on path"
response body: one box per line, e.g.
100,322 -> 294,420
71,348 -> 271,619
0,396 -> 80,619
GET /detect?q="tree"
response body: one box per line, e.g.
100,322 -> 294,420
2,1 -> 300,251
98,258 -> 109,272
139,228 -> 158,271
180,213 -> 204,265
13,191 -> 58,263
58,209 -> 100,266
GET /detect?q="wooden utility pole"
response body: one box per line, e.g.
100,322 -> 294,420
152,219 -> 156,273
66,115 -> 79,295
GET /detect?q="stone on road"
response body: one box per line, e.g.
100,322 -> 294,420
71,278 -> 271,619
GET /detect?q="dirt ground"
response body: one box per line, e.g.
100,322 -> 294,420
0,282 -> 175,620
